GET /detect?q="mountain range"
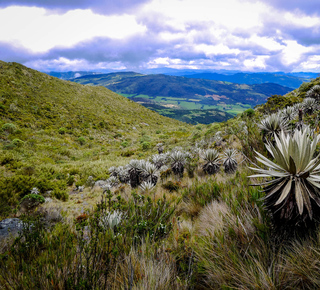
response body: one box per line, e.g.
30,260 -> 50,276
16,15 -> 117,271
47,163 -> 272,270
71,72 -> 292,123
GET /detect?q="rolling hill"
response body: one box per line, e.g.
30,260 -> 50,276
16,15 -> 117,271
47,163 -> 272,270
72,72 -> 292,123
182,72 -> 309,88
0,60 -> 192,216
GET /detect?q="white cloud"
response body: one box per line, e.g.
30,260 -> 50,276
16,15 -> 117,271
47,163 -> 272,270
281,40 -> 312,66
0,6 -> 146,53
195,43 -> 240,56
24,57 -> 127,71
243,55 -> 269,70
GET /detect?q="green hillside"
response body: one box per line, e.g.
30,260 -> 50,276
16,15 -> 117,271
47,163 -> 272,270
73,72 -> 292,123
0,61 -> 191,216
3,61 -> 320,289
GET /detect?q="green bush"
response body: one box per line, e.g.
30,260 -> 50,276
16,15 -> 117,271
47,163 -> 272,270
162,180 -> 181,192
243,108 -> 255,117
121,141 -> 129,148
52,188 -> 69,201
1,123 -> 16,133
121,149 -> 135,157
142,141 -> 151,150
0,151 -> 17,165
20,193 -> 45,209
12,138 -> 24,148
78,136 -> 86,145
67,175 -> 75,186
58,127 -> 67,134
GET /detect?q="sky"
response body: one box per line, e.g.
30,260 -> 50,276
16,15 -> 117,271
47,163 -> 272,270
0,0 -> 320,72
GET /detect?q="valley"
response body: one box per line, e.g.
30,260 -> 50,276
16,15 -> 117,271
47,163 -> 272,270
72,72 -> 292,124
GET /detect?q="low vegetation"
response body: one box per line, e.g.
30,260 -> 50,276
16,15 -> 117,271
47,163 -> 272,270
2,61 -> 320,289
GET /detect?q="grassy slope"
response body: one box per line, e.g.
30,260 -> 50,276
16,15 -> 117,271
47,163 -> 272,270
2,64 -> 320,289
0,61 -> 192,216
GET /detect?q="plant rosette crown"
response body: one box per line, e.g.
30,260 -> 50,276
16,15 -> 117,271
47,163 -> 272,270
249,129 -> 320,222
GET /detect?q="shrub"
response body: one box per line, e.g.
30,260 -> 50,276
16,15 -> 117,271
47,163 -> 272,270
0,151 -> 17,165
58,127 -> 67,134
78,136 -> 86,145
121,149 -> 135,157
142,141 -> 151,150
67,175 -> 75,186
162,180 -> 181,192
1,123 -> 16,133
243,108 -> 255,117
52,188 -> 69,201
121,141 -> 129,148
20,193 -> 45,210
12,138 -> 24,148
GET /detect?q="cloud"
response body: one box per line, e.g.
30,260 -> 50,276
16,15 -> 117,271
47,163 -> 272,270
0,7 -> 146,53
260,0 -> 320,16
1,0 -> 320,72
0,0 -> 152,15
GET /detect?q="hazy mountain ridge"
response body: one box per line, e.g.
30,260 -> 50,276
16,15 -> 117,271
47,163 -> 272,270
73,72 -> 292,105
182,72 -> 309,88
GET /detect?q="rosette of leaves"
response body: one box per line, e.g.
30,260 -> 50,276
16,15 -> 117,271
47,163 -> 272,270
151,153 -> 167,170
106,176 -> 119,188
108,166 -> 119,177
139,181 -> 155,193
280,106 -> 297,122
169,150 -> 187,177
302,97 -> 318,115
141,161 -> 158,185
118,166 -> 130,184
306,84 -> 320,100
128,159 -> 143,188
201,149 -> 221,175
222,149 -> 238,174
249,130 -> 320,232
258,112 -> 289,142
99,210 -> 123,232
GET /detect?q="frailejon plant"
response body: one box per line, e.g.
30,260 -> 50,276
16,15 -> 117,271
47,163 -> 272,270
128,159 -> 143,188
249,129 -> 320,236
140,161 -> 158,185
222,149 -> 238,174
169,151 -> 187,177
280,106 -> 297,122
306,84 -> 320,100
303,97 -> 318,115
201,149 -> 221,175
258,112 -> 289,142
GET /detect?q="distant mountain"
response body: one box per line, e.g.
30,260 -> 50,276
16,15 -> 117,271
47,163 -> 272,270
72,72 -> 293,123
73,72 -> 292,106
182,72 -> 311,89
46,71 -> 103,80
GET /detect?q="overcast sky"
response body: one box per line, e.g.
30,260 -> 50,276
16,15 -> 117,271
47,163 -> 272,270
1,0 -> 320,72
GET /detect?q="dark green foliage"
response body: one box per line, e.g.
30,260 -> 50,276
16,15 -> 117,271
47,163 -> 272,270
259,94 -> 302,113
12,138 -> 24,148
162,180 -> 181,192
120,149 -> 135,157
58,127 -> 67,134
121,141 -> 129,148
51,188 -> 69,201
78,136 -> 86,145
1,123 -> 17,133
182,179 -> 220,209
141,141 -> 151,150
243,108 -> 255,117
20,194 -> 45,210
66,175 -> 75,186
